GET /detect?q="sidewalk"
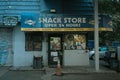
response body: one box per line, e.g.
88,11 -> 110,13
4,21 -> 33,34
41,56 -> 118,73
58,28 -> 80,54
0,66 -> 9,77
0,66 -> 119,80
9,65 -> 117,73
41,66 -> 117,80
0,65 -> 118,80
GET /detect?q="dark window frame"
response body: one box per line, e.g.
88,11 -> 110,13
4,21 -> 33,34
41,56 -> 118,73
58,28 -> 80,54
25,32 -> 42,51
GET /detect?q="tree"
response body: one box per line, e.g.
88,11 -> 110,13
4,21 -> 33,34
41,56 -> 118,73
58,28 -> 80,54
98,0 -> 120,46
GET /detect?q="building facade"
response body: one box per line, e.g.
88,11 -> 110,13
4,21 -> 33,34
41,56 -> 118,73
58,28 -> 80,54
0,0 -> 112,67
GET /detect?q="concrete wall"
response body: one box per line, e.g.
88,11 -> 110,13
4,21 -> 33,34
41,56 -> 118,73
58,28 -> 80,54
13,26 -> 48,67
13,26 -> 90,67
64,50 -> 89,66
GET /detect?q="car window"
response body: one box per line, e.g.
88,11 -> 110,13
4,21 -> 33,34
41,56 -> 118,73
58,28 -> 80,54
100,47 -> 107,51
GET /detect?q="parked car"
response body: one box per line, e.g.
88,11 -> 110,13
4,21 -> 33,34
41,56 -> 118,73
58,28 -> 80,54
89,47 -> 108,60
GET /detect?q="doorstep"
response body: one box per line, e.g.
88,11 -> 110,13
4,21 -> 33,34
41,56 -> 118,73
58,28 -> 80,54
9,66 -> 117,74
44,66 -> 117,75
9,66 -> 46,71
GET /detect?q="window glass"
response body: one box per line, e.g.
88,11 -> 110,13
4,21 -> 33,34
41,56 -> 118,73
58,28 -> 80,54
50,37 -> 61,50
63,34 -> 86,50
25,32 -> 42,51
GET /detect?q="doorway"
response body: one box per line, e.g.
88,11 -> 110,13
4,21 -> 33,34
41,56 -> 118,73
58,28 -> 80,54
48,34 -> 63,67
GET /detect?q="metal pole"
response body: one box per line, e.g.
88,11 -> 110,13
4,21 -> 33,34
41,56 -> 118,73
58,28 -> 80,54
94,0 -> 99,71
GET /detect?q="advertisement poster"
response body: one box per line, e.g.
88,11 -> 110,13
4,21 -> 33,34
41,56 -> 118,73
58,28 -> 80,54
50,37 -> 61,50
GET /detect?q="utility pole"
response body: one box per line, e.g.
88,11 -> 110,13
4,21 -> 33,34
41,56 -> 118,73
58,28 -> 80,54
94,0 -> 99,71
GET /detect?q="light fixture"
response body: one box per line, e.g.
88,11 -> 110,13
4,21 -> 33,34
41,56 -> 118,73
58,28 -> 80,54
50,9 -> 56,13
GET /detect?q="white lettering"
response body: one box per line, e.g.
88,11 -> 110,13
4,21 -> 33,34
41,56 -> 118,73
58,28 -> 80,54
44,24 -> 57,27
83,18 -> 86,23
78,18 -> 82,23
39,18 -> 62,23
58,24 -> 64,27
72,18 -> 78,23
64,18 -> 86,23
65,24 -> 81,27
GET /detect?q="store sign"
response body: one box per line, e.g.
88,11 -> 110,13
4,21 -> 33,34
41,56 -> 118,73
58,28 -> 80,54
39,17 -> 87,28
3,16 -> 18,26
21,13 -> 112,31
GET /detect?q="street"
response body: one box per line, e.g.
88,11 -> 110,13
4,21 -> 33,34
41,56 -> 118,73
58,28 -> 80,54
0,71 -> 44,80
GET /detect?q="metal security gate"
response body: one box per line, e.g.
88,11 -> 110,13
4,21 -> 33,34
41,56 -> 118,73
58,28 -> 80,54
0,28 -> 13,66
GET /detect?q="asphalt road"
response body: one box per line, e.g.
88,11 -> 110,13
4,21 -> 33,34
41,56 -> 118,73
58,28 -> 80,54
0,71 -> 44,80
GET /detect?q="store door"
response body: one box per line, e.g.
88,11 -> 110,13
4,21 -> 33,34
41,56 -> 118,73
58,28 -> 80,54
48,35 -> 63,67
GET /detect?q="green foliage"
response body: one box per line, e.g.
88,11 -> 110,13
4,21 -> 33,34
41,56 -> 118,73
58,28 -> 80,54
99,0 -> 120,15
98,0 -> 120,45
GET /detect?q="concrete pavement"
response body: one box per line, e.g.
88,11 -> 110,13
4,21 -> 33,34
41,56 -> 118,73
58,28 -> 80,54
0,66 -> 120,80
0,70 -> 44,80
51,73 -> 120,80
0,65 -> 120,80
41,66 -> 117,80
0,66 -> 9,77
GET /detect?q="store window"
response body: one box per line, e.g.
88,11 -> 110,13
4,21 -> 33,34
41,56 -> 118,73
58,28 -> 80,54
25,32 -> 42,51
63,34 -> 86,50
50,37 -> 61,50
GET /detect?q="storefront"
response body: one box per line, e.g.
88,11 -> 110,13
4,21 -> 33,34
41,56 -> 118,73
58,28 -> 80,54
0,16 -> 18,66
20,31 -> 89,67
19,13 -> 112,67
47,32 -> 89,67
0,0 -> 113,68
